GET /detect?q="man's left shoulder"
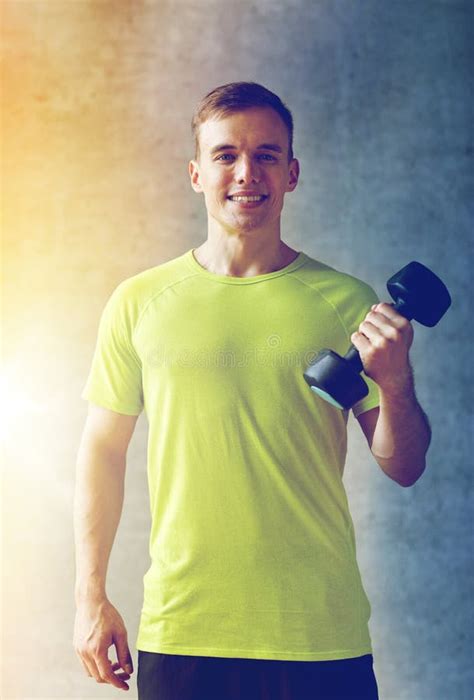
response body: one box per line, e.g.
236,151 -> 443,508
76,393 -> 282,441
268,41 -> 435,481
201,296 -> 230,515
294,253 -> 377,302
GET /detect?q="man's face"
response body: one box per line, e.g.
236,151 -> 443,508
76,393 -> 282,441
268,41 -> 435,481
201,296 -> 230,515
189,107 -> 299,237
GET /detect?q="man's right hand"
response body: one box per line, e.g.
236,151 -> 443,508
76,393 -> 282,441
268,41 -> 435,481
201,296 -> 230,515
73,597 -> 134,692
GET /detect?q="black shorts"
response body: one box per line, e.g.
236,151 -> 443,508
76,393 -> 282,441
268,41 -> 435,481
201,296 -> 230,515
137,651 -> 380,700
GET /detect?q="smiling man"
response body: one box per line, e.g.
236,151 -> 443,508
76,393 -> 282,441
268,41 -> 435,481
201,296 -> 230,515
74,82 -> 431,700
188,105 -> 299,276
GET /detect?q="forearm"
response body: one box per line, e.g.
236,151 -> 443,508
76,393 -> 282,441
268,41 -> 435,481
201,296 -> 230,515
74,441 -> 126,604
371,372 -> 431,487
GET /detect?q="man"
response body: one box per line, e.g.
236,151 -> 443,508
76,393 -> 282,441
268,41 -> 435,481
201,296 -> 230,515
74,82 -> 431,699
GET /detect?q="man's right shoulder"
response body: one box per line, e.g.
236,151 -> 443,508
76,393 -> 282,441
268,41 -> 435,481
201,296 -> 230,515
111,249 -> 195,305
98,249 -> 196,330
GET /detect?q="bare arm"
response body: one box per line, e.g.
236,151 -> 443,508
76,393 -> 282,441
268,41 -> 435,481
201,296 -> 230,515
73,403 -> 139,692
353,302 -> 431,487
357,392 -> 431,487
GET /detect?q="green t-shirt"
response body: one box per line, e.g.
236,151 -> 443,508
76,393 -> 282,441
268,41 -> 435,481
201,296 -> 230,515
81,248 -> 380,661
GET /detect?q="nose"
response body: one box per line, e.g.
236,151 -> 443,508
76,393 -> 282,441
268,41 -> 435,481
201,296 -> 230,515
235,155 -> 261,184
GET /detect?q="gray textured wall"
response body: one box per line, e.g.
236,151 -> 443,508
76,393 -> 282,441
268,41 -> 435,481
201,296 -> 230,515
2,1 -> 472,698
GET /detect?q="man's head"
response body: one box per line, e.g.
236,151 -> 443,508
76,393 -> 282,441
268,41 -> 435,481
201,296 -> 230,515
189,82 -> 299,239
191,82 -> 294,164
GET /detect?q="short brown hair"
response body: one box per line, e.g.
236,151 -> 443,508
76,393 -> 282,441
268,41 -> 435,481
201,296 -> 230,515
191,81 -> 294,163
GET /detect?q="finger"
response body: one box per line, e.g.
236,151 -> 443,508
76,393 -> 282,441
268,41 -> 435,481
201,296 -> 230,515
97,661 -> 129,690
79,652 -> 102,684
115,639 -> 134,676
96,653 -> 130,691
111,661 -> 131,679
351,331 -> 371,352
77,654 -> 94,679
360,316 -> 400,343
358,320 -> 396,346
116,672 -> 131,681
371,303 -> 410,328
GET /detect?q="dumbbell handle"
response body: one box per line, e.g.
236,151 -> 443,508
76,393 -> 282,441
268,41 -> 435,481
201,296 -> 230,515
343,297 -> 414,374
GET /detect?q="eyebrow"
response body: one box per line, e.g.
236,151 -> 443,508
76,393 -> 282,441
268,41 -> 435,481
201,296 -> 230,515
209,143 -> 283,155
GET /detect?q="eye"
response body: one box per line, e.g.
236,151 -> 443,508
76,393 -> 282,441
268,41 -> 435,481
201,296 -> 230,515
215,153 -> 278,162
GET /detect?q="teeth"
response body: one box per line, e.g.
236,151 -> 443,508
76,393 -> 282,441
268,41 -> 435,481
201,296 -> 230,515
229,195 -> 266,202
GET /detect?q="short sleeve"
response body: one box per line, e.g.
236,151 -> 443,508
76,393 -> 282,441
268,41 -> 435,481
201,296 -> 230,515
352,376 -> 380,417
339,280 -> 381,418
81,283 -> 144,416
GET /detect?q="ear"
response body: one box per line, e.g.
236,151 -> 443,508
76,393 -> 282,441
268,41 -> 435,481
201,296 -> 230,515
189,160 -> 203,193
286,158 -> 300,193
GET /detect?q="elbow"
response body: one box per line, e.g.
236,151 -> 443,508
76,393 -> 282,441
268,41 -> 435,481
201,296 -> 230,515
376,455 -> 427,488
396,475 -> 419,488
395,459 -> 427,488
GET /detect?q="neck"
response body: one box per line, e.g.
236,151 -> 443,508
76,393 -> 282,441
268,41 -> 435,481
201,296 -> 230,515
193,236 -> 299,278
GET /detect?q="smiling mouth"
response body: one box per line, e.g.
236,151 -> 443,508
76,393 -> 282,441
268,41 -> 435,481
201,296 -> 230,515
228,195 -> 268,203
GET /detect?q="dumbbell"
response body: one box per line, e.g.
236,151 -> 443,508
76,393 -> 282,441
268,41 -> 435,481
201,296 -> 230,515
303,261 -> 451,410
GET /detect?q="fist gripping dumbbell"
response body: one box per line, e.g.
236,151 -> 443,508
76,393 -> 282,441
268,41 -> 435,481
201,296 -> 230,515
303,261 -> 451,410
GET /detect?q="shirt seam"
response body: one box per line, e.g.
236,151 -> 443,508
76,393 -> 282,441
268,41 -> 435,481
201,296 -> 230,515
81,392 -> 143,416
133,271 -> 204,341
136,641 -> 373,659
287,273 -> 355,346
132,255 -> 311,341
287,273 -> 380,416
185,250 -> 309,285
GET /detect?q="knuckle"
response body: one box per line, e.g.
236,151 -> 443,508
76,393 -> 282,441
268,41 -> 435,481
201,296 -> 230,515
365,345 -> 377,360
386,327 -> 399,342
77,645 -> 90,659
91,642 -> 105,656
97,669 -> 110,684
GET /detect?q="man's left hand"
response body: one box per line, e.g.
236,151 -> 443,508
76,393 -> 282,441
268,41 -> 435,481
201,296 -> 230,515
351,302 -> 414,395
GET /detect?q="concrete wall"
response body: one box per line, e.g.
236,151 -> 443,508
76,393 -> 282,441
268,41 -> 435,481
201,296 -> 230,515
2,1 -> 472,698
